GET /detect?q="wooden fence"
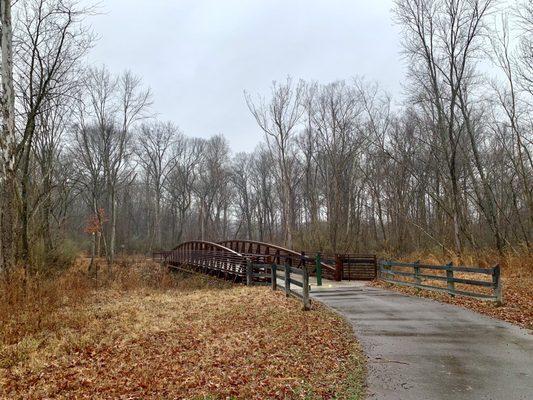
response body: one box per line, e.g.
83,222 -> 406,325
336,254 -> 377,280
379,260 -> 502,304
246,258 -> 311,310
310,253 -> 377,281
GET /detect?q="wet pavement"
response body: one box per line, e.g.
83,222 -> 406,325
310,284 -> 533,400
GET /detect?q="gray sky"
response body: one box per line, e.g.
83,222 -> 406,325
88,0 -> 405,152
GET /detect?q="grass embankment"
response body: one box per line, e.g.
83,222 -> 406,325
372,250 -> 532,330
0,258 -> 365,399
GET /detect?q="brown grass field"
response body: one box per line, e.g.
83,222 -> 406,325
0,258 -> 365,399
372,250 -> 533,330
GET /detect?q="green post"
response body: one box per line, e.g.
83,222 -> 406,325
316,252 -> 323,286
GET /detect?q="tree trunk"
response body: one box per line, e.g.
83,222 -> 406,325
155,188 -> 162,249
109,189 -> 116,265
42,176 -> 53,254
0,0 -> 16,274
282,166 -> 293,248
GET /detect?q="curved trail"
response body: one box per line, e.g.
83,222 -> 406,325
310,284 -> 533,400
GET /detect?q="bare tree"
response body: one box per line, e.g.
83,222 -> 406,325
106,71 -> 151,262
135,121 -> 178,250
246,77 -> 304,247
249,145 -> 277,242
71,122 -> 104,269
165,136 -> 203,244
194,135 -> 231,241
77,66 -> 151,264
14,0 -> 94,265
393,0 -> 495,255
305,81 -> 365,251
231,152 -> 255,239
33,98 -> 72,254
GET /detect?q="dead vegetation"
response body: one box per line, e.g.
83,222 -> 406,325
0,258 -> 364,399
372,250 -> 533,330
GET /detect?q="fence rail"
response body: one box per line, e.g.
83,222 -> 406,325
379,260 -> 502,304
246,256 -> 311,310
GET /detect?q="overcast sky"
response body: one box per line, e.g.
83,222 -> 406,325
87,0 -> 405,152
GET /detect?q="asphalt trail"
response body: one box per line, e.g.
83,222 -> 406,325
311,285 -> 533,400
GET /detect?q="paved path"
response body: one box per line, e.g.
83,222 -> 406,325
310,284 -> 533,400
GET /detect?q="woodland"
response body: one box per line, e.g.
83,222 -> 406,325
0,0 -> 531,271
0,1 -> 531,398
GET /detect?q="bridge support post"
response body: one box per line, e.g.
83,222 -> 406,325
246,259 -> 253,286
271,264 -> 277,291
284,262 -> 290,297
302,265 -> 310,310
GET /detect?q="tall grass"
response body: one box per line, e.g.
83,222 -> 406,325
0,256 -> 228,354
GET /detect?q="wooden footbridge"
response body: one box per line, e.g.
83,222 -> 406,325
153,239 -> 378,283
153,239 -> 378,309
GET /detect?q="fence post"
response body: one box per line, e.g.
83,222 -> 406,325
446,262 -> 455,297
414,260 -> 421,285
493,264 -> 502,306
246,258 -> 253,286
271,264 -> 277,291
316,252 -> 323,286
302,264 -> 311,310
335,254 -> 343,281
284,259 -> 290,297
300,251 -> 306,270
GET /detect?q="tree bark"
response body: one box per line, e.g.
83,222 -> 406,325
1,0 -> 16,274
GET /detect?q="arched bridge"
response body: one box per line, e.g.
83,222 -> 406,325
155,241 -> 247,281
154,240 -> 378,283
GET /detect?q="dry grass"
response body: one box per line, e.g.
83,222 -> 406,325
372,250 -> 533,330
0,258 -> 364,399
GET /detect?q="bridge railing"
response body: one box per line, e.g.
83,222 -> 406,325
218,240 -> 338,281
161,241 -> 250,280
219,240 -> 383,281
153,251 -> 170,262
